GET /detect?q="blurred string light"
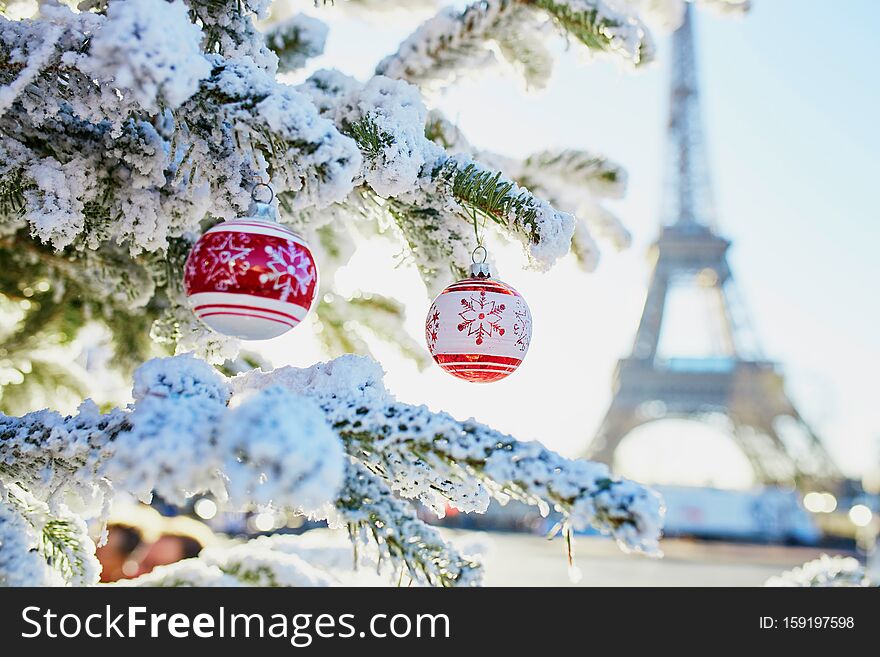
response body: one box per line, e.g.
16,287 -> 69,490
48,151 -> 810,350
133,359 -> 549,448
253,510 -> 276,532
848,504 -> 873,527
193,498 -> 217,520
803,491 -> 837,513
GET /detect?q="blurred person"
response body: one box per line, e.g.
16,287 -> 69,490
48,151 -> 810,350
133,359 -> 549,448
95,524 -> 142,583
135,533 -> 205,576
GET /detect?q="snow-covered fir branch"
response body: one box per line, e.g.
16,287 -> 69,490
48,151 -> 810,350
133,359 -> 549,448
376,0 -> 653,93
325,462 -> 483,587
423,111 -> 629,270
0,0 -> 762,589
1,353 -> 661,585
234,355 -> 665,556
0,0 -> 587,373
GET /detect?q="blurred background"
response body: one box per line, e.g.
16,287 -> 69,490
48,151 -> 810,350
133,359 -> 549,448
28,0 -> 880,584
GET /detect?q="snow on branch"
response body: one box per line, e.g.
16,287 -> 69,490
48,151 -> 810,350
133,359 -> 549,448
0,483 -> 101,586
376,0 -> 653,93
234,355 -> 665,557
1,353 -> 659,586
423,112 -> 629,267
375,0 -> 531,91
326,462 -> 483,587
297,70 -> 575,287
0,2 -> 361,255
532,0 -> 654,65
429,155 -> 576,271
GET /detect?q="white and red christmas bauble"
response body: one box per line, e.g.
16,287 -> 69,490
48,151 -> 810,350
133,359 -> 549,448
184,217 -> 318,340
425,275 -> 532,383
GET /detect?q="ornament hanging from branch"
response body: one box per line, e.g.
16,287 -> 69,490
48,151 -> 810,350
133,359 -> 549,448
426,245 -> 532,383
184,183 -> 318,340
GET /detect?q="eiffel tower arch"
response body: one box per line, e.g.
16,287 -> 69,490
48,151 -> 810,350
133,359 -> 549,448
585,5 -> 842,491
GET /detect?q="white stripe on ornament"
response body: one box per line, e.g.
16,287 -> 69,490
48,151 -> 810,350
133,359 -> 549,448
206,220 -> 308,245
188,292 -> 310,319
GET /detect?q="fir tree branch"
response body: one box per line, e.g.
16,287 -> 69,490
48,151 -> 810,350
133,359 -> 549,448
233,356 -> 665,558
332,462 -> 483,587
3,485 -> 100,586
344,115 -> 393,162
528,0 -> 654,67
520,149 -> 627,199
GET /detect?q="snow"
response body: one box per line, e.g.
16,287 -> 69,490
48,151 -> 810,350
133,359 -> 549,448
0,21 -> 60,116
77,0 -> 211,113
220,387 -> 345,511
234,354 -> 664,555
0,496 -> 66,587
0,0 -> 709,587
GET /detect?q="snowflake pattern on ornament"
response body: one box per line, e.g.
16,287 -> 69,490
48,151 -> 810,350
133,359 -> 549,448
457,290 -> 505,346
513,298 -> 531,352
426,303 -> 441,350
196,232 -> 254,291
259,244 -> 316,302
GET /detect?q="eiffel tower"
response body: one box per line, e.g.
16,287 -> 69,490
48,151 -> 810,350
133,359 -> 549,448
586,5 -> 842,490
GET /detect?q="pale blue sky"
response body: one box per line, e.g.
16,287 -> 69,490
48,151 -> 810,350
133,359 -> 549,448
269,1 -> 880,483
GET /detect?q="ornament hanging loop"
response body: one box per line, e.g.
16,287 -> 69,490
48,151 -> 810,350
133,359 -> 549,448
470,244 -> 491,278
249,180 -> 278,221
251,181 -> 275,205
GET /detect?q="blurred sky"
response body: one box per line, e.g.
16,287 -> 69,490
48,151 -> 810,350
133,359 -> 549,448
258,0 -> 880,486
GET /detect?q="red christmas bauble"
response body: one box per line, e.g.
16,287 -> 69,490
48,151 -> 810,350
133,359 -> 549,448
184,217 -> 318,340
426,275 -> 532,383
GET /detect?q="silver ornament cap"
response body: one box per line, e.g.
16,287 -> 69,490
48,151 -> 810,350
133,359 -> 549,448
470,244 -> 491,278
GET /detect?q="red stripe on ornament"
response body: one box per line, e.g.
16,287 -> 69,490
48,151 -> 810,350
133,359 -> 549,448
441,284 -> 518,296
197,311 -> 295,328
193,303 -> 301,323
447,369 -> 512,383
440,363 -> 516,372
433,354 -> 523,367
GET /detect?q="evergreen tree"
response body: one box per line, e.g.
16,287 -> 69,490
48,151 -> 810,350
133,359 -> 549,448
0,0 -> 746,587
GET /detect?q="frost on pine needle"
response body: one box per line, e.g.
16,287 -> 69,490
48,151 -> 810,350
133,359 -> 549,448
521,149 -> 627,200
535,0 -> 655,67
0,496 -> 66,587
1,483 -> 100,586
77,0 -> 211,113
325,462 -> 484,587
765,555 -> 870,588
234,354 -> 665,557
375,0 -> 652,91
429,156 -> 576,272
375,0 -> 523,92
0,20 -> 60,116
299,71 -> 436,199
0,400 -> 127,512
